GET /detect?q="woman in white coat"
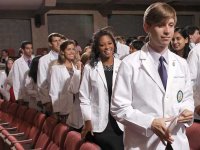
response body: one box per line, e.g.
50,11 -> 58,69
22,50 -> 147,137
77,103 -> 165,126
25,56 -> 42,111
0,58 -> 14,101
49,40 -> 83,129
79,29 -> 123,150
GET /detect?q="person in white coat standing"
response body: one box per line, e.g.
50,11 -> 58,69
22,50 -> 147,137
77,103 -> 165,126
12,41 -> 33,104
37,33 -> 63,115
25,56 -> 42,111
187,43 -> 200,121
111,2 -> 194,150
0,58 -> 14,101
79,29 -> 124,150
49,40 -> 83,129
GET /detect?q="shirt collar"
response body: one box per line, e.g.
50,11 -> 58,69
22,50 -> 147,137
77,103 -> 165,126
50,50 -> 59,58
23,55 -> 32,62
147,43 -> 169,65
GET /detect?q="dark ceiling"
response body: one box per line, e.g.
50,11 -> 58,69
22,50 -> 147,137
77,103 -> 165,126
0,0 -> 200,18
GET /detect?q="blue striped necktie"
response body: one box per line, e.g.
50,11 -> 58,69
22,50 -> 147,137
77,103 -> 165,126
158,56 -> 173,150
158,56 -> 168,90
27,60 -> 31,68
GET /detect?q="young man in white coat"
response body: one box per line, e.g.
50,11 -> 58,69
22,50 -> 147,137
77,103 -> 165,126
111,2 -> 194,150
37,33 -> 63,115
11,41 -> 33,104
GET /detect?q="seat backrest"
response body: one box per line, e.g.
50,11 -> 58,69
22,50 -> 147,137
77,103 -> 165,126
34,116 -> 57,149
64,131 -> 82,150
10,105 -> 27,128
4,102 -> 18,123
46,123 -> 68,150
18,108 -> 37,136
80,142 -> 101,150
186,122 -> 200,150
0,101 -> 10,119
28,112 -> 46,146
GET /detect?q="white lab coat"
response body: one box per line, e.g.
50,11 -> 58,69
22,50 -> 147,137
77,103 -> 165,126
187,43 -> 200,120
25,76 -> 41,111
12,56 -> 30,100
114,42 -> 130,60
49,64 -> 83,128
0,71 -> 10,100
79,58 -> 123,132
37,50 -> 58,104
111,44 -> 194,150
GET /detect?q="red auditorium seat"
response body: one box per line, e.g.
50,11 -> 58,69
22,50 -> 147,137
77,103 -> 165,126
64,131 -> 82,150
11,116 -> 57,150
0,102 -> 18,125
0,101 -> 11,121
9,112 -> 46,149
80,142 -> 101,150
4,108 -> 37,144
0,105 -> 27,149
186,122 -> 200,150
33,116 -> 58,149
0,105 -> 27,134
46,123 -> 68,150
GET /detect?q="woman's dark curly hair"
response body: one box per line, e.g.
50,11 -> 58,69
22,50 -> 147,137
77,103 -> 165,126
28,55 -> 42,83
90,29 -> 117,67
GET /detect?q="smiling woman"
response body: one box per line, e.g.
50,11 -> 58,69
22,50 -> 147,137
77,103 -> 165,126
79,28 -> 124,150
170,27 -> 191,59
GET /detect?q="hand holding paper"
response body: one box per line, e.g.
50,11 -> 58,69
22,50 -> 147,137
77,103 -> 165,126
177,109 -> 193,123
167,109 -> 193,133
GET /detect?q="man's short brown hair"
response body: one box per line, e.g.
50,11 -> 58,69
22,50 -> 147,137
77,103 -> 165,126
144,2 -> 177,26
48,33 -> 63,43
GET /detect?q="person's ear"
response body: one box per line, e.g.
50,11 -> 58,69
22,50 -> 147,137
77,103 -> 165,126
185,37 -> 189,44
143,23 -> 150,33
48,42 -> 52,47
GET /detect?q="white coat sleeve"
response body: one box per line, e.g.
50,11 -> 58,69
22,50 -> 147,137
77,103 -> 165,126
0,87 -> 10,101
12,62 -> 21,100
111,61 -> 154,137
187,49 -> 200,107
68,69 -> 81,94
49,67 -> 60,113
79,65 -> 92,121
25,76 -> 37,97
37,59 -> 50,104
0,72 -> 9,100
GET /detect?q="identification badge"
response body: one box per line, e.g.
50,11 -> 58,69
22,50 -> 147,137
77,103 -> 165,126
177,90 -> 183,103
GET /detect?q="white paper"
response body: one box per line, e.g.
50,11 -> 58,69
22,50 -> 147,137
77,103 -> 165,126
167,111 -> 184,132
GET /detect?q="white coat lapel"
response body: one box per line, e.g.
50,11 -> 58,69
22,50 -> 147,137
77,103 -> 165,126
97,61 -> 108,90
140,46 -> 165,93
20,57 -> 29,70
112,58 -> 120,90
49,51 -> 55,61
165,51 -> 176,92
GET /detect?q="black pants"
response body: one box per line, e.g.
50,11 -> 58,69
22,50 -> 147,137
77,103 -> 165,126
85,121 -> 123,150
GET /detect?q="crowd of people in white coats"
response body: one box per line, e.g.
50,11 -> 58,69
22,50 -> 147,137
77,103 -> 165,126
0,2 -> 200,150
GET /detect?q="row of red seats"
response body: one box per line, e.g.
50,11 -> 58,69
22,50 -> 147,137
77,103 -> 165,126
0,100 -> 101,150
